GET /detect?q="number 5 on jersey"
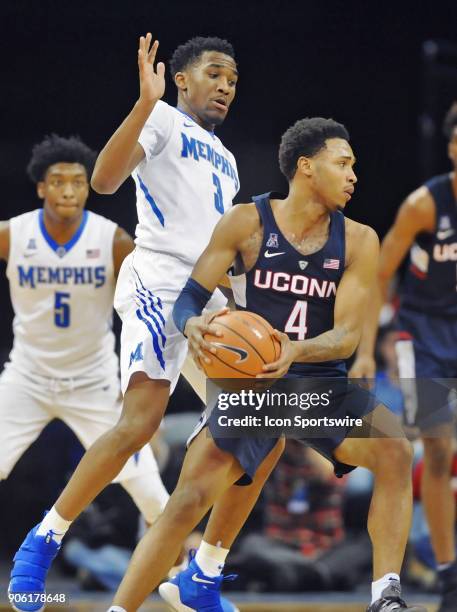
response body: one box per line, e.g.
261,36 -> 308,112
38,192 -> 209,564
54,291 -> 71,328
285,300 -> 308,339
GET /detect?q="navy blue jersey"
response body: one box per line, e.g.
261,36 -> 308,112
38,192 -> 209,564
400,174 -> 457,317
230,192 -> 346,375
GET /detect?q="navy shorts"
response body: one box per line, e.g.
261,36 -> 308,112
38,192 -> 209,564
190,372 -> 379,485
396,308 -> 457,430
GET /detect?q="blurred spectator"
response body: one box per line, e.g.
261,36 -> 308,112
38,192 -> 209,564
226,441 -> 372,592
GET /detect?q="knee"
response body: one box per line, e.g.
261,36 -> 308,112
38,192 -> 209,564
113,413 -> 161,456
168,482 -> 214,521
372,437 -> 414,473
423,437 -> 454,477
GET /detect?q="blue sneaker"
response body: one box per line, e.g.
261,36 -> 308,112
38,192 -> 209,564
8,522 -> 61,612
159,552 -> 239,612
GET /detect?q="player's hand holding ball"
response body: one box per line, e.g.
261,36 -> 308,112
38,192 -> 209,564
259,330 -> 299,378
184,307 -> 230,372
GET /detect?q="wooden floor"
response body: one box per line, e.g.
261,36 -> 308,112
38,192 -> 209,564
0,603 -> 438,612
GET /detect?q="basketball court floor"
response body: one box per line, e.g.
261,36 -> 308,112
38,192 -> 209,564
0,594 -> 439,611
0,562 -> 439,611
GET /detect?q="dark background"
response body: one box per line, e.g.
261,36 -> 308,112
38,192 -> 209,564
1,1 -> 457,354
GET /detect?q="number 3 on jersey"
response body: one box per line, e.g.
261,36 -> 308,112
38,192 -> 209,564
212,173 -> 224,214
285,301 -> 308,340
54,291 -> 71,328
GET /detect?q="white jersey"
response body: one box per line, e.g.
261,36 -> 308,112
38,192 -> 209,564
134,100 -> 239,265
6,209 -> 119,381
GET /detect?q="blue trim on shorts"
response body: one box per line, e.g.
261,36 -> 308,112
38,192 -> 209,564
135,308 -> 166,370
133,268 -> 166,327
135,291 -> 166,346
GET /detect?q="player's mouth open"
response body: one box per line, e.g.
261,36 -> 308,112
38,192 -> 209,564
211,98 -> 228,111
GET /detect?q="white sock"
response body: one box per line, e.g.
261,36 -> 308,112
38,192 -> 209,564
195,540 -> 229,577
36,507 -> 72,543
371,573 -> 400,603
437,562 -> 454,572
107,607 -> 126,612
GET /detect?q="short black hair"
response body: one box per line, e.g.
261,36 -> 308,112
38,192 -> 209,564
169,36 -> 235,76
279,117 -> 350,181
27,134 -> 97,183
443,102 -> 457,140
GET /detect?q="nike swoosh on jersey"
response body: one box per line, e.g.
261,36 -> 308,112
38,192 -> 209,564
183,122 -> 195,128
437,229 -> 455,240
264,250 -> 286,258
192,573 -> 215,585
23,252 -> 37,258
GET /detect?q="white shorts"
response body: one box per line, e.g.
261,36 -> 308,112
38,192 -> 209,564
115,248 -> 226,394
0,364 -> 159,483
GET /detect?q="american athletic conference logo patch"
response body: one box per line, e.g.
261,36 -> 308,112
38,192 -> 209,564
266,233 -> 279,248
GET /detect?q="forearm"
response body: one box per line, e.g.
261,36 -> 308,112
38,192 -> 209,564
356,276 -> 388,358
91,99 -> 156,193
294,326 -> 358,363
173,278 -> 213,336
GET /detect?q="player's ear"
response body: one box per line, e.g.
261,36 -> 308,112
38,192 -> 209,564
296,156 -> 312,177
36,182 -> 45,200
174,71 -> 187,92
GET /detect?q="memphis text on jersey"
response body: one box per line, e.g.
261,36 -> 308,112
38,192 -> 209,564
16,265 -> 106,288
181,133 -> 239,190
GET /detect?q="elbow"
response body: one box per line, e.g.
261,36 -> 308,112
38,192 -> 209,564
338,331 -> 360,360
340,345 -> 356,360
90,171 -> 118,195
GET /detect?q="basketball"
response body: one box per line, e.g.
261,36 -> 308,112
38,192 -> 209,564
201,310 -> 281,378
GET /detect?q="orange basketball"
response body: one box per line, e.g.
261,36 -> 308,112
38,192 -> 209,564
202,310 -> 281,378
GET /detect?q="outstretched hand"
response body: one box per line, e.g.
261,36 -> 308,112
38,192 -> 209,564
138,33 -> 166,105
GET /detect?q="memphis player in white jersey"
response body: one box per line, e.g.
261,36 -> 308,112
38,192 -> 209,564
10,36 -> 240,612
4,134 -> 170,610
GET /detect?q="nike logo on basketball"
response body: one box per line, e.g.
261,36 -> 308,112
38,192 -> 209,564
213,343 -> 248,363
192,573 -> 215,585
437,229 -> 455,240
264,250 -> 285,258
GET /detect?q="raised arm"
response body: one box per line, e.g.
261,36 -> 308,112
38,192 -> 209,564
112,226 -> 135,278
91,34 -> 165,194
262,224 -> 380,378
350,186 -> 435,378
0,221 -> 10,261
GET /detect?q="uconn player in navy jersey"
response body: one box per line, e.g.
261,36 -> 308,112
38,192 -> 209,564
352,102 -> 457,612
10,37 -> 239,612
106,119 -> 424,612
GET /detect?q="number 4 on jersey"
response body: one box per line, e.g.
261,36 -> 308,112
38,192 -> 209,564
285,300 -> 308,340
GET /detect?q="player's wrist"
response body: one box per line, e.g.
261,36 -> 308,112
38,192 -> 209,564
183,316 -> 199,338
291,341 -> 304,362
134,97 -> 158,117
